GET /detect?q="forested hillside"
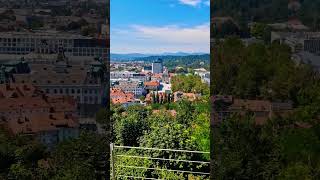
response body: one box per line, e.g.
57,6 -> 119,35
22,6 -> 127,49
136,54 -> 210,71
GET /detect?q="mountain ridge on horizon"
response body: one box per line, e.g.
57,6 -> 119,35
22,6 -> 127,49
111,52 -> 209,61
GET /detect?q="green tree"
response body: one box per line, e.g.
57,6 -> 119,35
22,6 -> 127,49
250,23 -> 271,42
278,163 -> 312,180
114,105 -> 149,146
51,132 -> 109,180
212,114 -> 281,179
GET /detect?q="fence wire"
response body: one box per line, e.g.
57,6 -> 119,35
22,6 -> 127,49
110,143 -> 210,180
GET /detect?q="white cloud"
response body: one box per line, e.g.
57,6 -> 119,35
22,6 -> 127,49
111,23 -> 209,54
178,0 -> 202,7
204,0 -> 210,6
131,24 -> 209,44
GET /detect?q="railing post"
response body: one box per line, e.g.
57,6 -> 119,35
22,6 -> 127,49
110,143 -> 116,180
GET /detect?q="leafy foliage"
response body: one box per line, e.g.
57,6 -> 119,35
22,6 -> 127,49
212,37 -> 320,179
171,74 -> 209,95
0,127 -> 109,180
111,94 -> 210,179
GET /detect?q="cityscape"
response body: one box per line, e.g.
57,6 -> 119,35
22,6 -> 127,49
110,58 -> 210,107
109,0 -> 210,179
0,0 -> 320,179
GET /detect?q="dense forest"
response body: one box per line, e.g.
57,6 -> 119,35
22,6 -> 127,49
0,129 -> 109,180
211,37 -> 320,179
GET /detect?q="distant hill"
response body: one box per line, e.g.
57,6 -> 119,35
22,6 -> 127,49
110,53 -> 151,61
135,54 -> 210,71
110,52 -> 208,61
134,54 -> 209,61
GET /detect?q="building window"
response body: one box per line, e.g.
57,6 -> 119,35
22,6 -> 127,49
46,89 -> 49,93
60,89 -> 63,94
54,89 -> 57,94
71,89 -> 75,94
77,89 -> 81,94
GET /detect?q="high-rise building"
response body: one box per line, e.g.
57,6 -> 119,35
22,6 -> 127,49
152,58 -> 163,74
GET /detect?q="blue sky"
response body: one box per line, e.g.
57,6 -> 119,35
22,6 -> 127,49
111,0 -> 210,54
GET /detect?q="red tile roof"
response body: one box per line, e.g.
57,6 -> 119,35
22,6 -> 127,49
0,83 -> 78,135
144,81 -> 160,87
110,88 -> 135,104
6,113 -> 78,134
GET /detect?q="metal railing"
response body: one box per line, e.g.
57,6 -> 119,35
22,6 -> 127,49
110,143 -> 210,179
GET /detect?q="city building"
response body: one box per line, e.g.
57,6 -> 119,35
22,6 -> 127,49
0,83 -> 79,147
11,57 -> 108,118
292,51 -> 320,70
211,95 -> 293,126
110,71 -> 147,82
0,31 -> 108,62
113,81 -> 144,97
267,18 -> 309,32
0,59 -> 31,83
152,58 -> 163,74
151,73 -> 163,82
144,81 -> 160,91
194,68 -> 210,85
271,32 -> 320,55
142,65 -> 152,73
110,88 -> 138,107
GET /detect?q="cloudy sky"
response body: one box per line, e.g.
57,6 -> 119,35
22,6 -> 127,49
111,0 -> 210,54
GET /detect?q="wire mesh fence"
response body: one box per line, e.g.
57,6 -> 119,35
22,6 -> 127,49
110,143 -> 210,180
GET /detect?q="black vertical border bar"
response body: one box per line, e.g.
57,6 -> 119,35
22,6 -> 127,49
210,0 -> 215,179
106,0 -> 111,179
